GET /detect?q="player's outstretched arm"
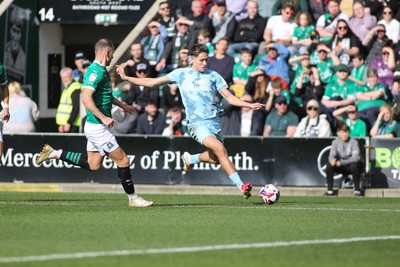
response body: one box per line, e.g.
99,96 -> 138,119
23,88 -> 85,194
220,88 -> 264,110
82,88 -> 114,127
115,65 -> 169,87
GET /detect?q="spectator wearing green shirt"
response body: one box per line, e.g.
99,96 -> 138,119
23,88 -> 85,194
289,51 -> 311,95
370,104 -> 400,138
289,11 -> 315,55
231,48 -> 256,97
333,104 -> 367,137
310,43 -> 340,85
348,54 -> 367,89
265,77 -> 291,112
321,64 -> 357,131
356,68 -> 389,130
263,95 -> 299,137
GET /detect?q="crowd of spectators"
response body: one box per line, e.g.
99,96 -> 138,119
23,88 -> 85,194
94,0 -> 400,138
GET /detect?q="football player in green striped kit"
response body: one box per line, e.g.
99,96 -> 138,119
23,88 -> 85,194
37,39 -> 153,207
0,63 -> 10,158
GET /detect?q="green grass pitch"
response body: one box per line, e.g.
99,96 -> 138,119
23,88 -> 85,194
0,192 -> 399,267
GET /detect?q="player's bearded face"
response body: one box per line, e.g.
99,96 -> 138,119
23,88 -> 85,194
105,50 -> 114,66
193,53 -> 208,72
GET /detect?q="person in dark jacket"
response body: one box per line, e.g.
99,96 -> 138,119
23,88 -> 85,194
226,0 -> 267,55
221,94 -> 264,136
136,101 -> 166,135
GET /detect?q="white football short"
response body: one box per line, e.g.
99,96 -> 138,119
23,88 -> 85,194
84,122 -> 119,156
0,118 -> 3,142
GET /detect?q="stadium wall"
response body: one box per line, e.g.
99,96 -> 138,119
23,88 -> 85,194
1,134 -> 398,188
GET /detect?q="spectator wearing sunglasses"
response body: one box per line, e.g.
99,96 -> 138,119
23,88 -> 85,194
261,4 -> 296,52
294,99 -> 332,137
326,19 -> 361,65
333,104 -> 367,137
316,0 -> 349,41
272,0 -> 310,17
369,44 -> 395,89
376,6 -> 400,44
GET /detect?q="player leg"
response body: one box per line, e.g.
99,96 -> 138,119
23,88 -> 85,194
36,143 -> 101,171
202,136 -> 252,199
106,146 -> 153,207
183,120 -> 252,198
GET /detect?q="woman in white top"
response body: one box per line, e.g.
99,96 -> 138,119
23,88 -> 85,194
3,81 -> 39,133
294,99 -> 332,137
377,6 -> 400,44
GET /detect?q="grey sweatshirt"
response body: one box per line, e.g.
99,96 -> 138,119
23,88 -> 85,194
328,137 -> 360,165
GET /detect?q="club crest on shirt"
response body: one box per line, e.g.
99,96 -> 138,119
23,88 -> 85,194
89,73 -> 97,82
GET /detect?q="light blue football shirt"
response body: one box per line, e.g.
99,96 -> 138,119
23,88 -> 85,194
166,67 -> 228,123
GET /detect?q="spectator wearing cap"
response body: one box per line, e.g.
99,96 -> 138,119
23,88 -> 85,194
209,0 -> 236,44
333,104 -> 367,137
316,0 -> 349,41
227,0 -> 267,56
258,42 -> 291,89
126,63 -> 159,115
72,51 -> 86,83
294,99 -> 332,137
119,42 -> 151,78
321,63 -> 357,130
263,95 -> 298,137
261,4 -> 296,52
348,1 -> 377,42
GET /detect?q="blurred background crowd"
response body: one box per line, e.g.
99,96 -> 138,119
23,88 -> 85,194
5,0 -> 400,139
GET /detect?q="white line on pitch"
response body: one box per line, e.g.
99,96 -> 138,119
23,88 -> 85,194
0,235 -> 399,263
1,202 -> 400,213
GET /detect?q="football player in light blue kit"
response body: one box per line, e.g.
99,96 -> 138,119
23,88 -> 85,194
116,44 -> 264,198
